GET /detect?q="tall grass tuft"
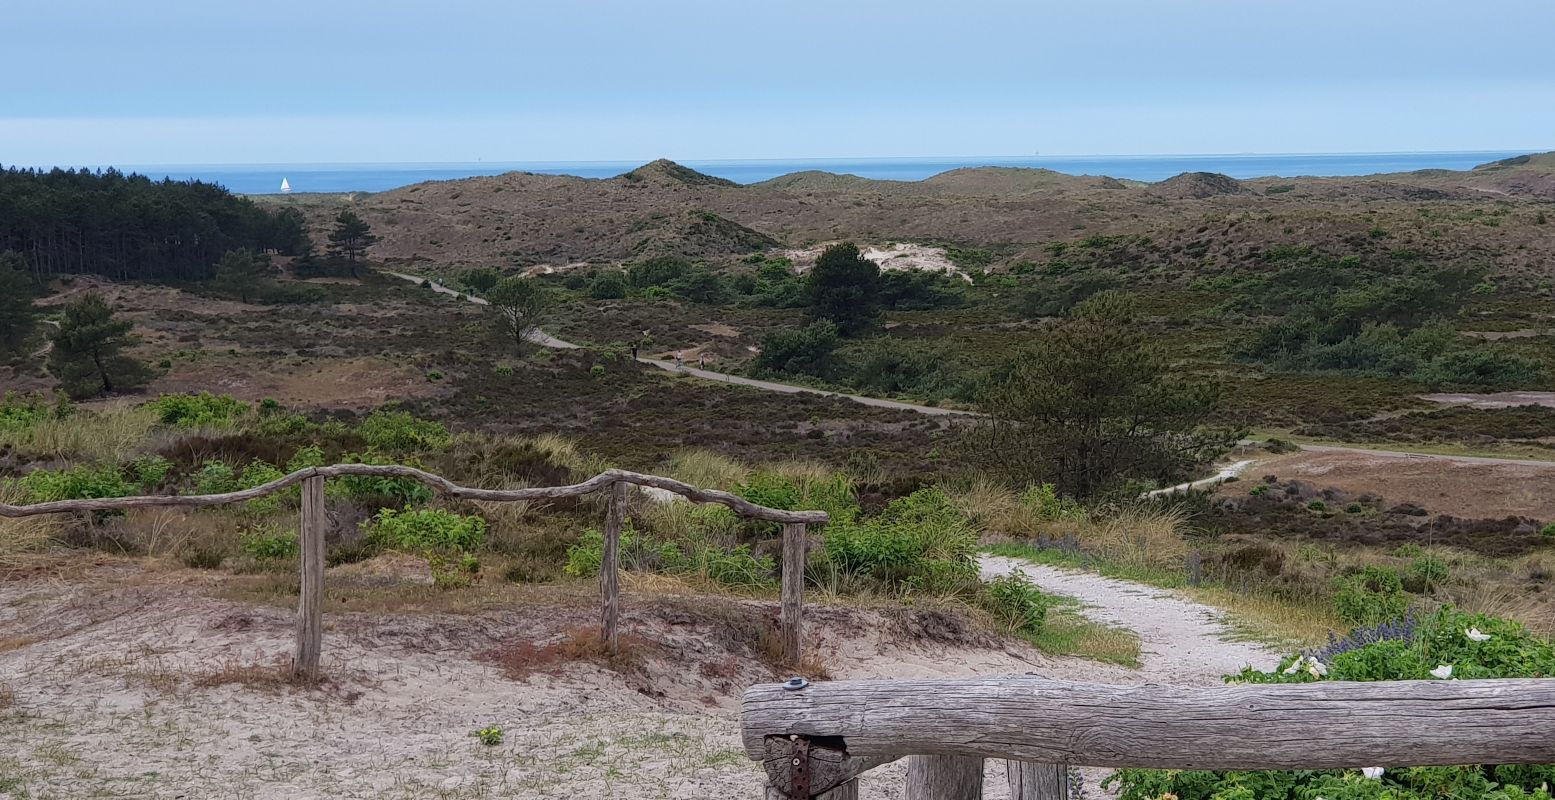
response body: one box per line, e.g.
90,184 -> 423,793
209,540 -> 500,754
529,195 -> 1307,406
665,449 -> 749,490
0,484 -> 61,567
1082,504 -> 1189,570
0,404 -> 158,463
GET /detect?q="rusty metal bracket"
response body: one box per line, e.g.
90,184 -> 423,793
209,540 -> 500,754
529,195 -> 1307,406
790,735 -> 812,799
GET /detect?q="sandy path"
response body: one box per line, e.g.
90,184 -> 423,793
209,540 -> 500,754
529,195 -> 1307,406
978,555 -> 1279,682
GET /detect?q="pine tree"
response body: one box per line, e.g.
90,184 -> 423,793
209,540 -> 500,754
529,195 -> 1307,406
212,249 -> 269,303
486,276 -> 552,354
326,211 -> 378,277
805,242 -> 881,336
47,294 -> 150,398
0,252 -> 39,361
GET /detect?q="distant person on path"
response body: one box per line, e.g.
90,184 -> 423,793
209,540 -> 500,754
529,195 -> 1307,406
699,353 -> 706,369
631,343 -> 639,361
675,350 -> 684,369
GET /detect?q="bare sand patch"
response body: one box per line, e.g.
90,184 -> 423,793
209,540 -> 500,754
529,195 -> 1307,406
785,242 -> 972,282
1238,449 -> 1555,519
155,356 -> 440,408
1421,391 -> 1555,409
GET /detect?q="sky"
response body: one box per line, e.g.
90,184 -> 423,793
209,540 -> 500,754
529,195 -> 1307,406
4,0 -> 1554,165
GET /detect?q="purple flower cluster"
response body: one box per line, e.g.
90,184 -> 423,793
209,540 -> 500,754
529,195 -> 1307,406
1311,611 -> 1419,661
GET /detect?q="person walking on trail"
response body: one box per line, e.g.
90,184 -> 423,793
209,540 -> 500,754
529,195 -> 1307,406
698,353 -> 706,369
631,343 -> 639,361
675,350 -> 684,369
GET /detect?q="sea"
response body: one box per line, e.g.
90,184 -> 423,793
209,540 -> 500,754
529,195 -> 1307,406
90,151 -> 1534,195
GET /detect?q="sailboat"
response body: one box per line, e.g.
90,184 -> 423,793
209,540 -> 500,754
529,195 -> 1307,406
280,177 -> 292,193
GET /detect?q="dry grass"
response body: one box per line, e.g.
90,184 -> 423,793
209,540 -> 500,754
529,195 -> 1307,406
532,433 -> 612,479
0,681 -> 14,710
1184,585 -> 1343,650
1025,604 -> 1143,667
0,403 -> 157,463
1453,582 -> 1554,636
0,484 -> 61,567
664,449 -> 748,491
1081,505 -> 1189,570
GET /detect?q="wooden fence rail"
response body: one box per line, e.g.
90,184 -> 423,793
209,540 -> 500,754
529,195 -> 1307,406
2,465 -> 827,678
741,675 -> 1555,799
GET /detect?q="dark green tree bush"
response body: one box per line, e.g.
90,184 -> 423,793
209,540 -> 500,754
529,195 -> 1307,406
0,252 -> 39,358
753,322 -> 839,379
974,292 -> 1233,497
47,294 -> 150,398
486,276 -> 553,354
806,243 -> 881,336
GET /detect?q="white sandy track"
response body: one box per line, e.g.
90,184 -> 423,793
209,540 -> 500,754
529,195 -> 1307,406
979,555 -> 1279,682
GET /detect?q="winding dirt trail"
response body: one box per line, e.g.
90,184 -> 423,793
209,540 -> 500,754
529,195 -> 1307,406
979,555 -> 1280,683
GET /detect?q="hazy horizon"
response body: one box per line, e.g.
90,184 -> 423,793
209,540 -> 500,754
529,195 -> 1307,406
5,0 -> 1553,165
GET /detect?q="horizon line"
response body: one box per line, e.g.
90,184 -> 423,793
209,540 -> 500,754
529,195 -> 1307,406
10,148 -> 1545,171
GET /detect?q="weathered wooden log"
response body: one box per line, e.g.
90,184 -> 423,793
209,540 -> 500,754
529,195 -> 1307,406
742,676 -> 1555,769
0,466 -> 828,524
906,755 -> 983,800
781,522 -> 806,666
758,736 -> 893,799
601,479 -> 626,652
1008,761 -> 1068,800
292,475 -> 326,680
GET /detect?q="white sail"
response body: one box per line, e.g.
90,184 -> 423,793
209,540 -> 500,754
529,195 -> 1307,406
280,178 -> 291,193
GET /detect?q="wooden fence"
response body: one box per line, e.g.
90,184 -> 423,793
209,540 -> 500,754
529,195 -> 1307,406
0,465 -> 828,678
741,675 -> 1555,799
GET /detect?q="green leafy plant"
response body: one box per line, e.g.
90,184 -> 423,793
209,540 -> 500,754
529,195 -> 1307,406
241,526 -> 299,559
357,410 -> 452,453
366,507 -> 487,553
979,572 -> 1051,634
822,488 -> 978,592
14,464 -> 135,503
1332,566 -> 1410,626
152,392 -> 249,427
474,726 -> 504,746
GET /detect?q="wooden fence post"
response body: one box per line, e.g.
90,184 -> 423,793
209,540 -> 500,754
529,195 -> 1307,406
293,474 -> 325,680
1008,760 -> 1069,799
764,782 -> 858,799
780,522 -> 806,666
601,479 -> 627,653
906,755 -> 984,800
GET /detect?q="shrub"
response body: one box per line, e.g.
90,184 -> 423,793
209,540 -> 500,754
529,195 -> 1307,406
979,572 -> 1051,634
357,410 -> 452,453
1404,554 -> 1450,593
1109,607 -> 1555,800
822,488 -> 978,592
127,455 -> 171,490
193,461 -> 239,495
474,726 -> 503,746
1332,566 -> 1410,626
241,526 -> 299,559
563,520 -> 775,590
753,322 -> 839,379
587,270 -> 629,300
14,464 -> 135,503
367,507 -> 486,553
329,454 -> 436,508
152,392 -> 249,428
0,392 -> 66,432
1542,523 -> 1555,541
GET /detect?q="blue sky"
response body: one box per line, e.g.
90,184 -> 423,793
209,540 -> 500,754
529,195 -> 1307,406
4,0 -> 1553,165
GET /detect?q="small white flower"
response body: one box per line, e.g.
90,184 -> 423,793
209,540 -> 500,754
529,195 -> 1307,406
1430,664 -> 1454,679
1307,658 -> 1328,678
1465,628 -> 1492,642
1283,659 -> 1300,675
1361,767 -> 1384,780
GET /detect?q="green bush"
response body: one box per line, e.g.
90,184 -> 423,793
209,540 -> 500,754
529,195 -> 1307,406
366,507 -> 486,553
0,391 -> 67,432
979,572 -> 1051,634
357,410 -> 452,453
127,455 -> 171,490
753,322 -> 839,379
152,392 -> 249,427
823,488 -> 978,592
563,520 -> 776,590
587,270 -> 629,300
1405,554 -> 1450,593
193,461 -> 239,495
241,526 -> 299,559
14,464 -> 135,503
1542,523 -> 1555,541
1332,566 -> 1410,626
1109,607 -> 1555,800
329,452 -> 436,508
1020,484 -> 1084,521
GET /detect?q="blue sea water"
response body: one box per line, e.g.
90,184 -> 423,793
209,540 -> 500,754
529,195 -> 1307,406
101,151 -> 1533,195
